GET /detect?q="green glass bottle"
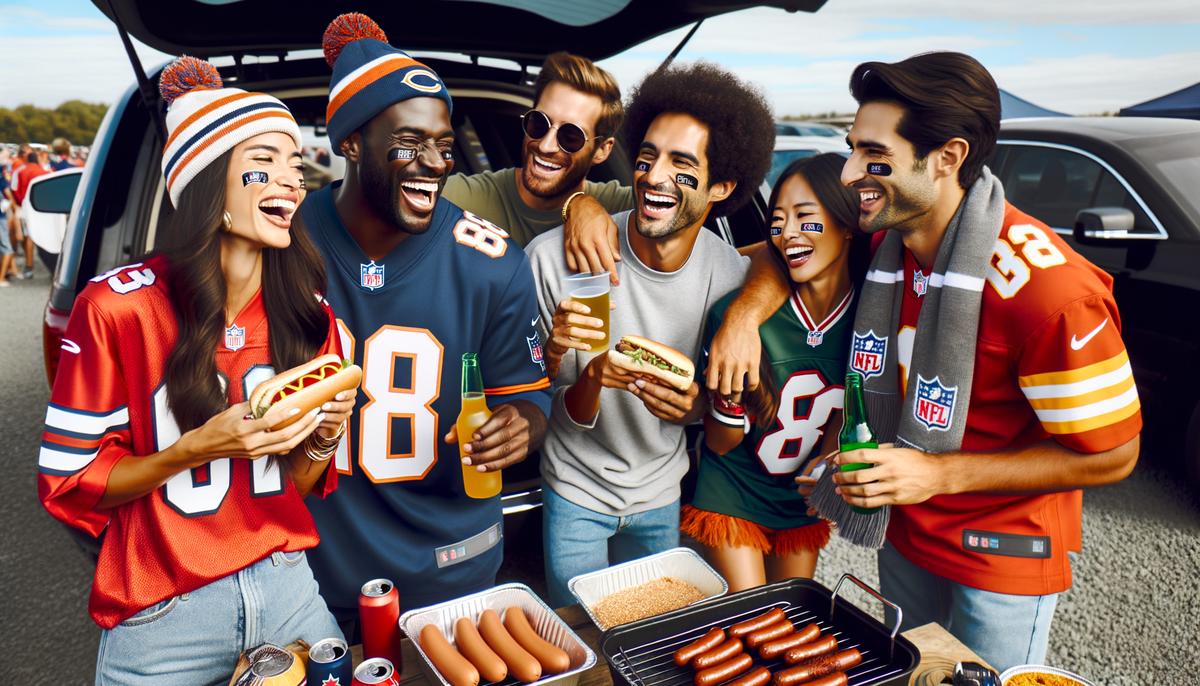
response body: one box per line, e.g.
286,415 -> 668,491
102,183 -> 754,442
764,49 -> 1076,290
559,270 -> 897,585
839,372 -> 878,514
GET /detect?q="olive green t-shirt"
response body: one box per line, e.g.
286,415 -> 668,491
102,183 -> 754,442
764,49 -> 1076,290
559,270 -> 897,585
442,167 -> 634,247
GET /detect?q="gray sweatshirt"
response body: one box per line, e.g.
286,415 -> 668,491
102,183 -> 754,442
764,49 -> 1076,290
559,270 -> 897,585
525,211 -> 748,516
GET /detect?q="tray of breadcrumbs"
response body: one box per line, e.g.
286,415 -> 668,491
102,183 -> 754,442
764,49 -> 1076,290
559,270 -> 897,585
567,547 -> 728,630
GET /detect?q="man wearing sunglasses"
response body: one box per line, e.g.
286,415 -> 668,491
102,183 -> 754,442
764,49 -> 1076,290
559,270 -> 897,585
443,52 -> 633,250
525,62 -> 775,606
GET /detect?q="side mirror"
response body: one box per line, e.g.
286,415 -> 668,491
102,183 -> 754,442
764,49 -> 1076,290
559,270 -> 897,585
1073,206 -> 1136,245
28,171 -> 82,214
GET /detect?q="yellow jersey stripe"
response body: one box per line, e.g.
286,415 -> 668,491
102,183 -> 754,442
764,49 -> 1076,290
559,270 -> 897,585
1019,352 -> 1129,393
1041,397 -> 1141,434
1027,374 -> 1136,410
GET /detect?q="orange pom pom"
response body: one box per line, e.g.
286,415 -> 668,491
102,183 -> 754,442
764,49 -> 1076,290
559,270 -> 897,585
159,56 -> 223,105
323,13 -> 388,67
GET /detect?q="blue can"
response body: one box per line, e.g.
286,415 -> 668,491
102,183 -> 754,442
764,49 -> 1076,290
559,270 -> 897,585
308,637 -> 353,686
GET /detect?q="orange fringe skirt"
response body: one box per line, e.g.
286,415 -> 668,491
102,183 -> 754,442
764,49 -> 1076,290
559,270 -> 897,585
681,505 -> 831,557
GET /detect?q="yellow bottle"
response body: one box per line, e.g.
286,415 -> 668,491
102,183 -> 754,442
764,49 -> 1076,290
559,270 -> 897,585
458,353 -> 501,499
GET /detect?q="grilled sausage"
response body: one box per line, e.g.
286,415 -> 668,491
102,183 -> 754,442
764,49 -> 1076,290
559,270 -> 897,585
782,634 -> 838,664
725,666 -> 772,686
503,606 -> 571,675
800,672 -> 848,686
729,608 -> 788,638
744,619 -> 794,649
454,617 -> 508,683
420,624 -> 481,686
674,627 -> 727,667
758,623 -> 821,660
772,649 -> 862,685
694,652 -> 754,686
478,609 -> 542,683
692,637 -> 744,669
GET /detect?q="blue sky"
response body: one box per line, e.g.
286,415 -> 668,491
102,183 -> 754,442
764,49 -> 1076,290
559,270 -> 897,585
2,0 -> 1198,115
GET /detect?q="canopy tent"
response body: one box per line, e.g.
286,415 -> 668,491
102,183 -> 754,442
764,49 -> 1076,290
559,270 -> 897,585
1000,89 -> 1068,119
1119,82 -> 1200,120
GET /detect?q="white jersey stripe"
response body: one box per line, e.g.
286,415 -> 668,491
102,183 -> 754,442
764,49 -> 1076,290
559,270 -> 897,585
38,445 -> 99,474
1020,362 -> 1133,400
866,269 -> 904,284
1032,384 -> 1140,423
928,271 -> 986,292
45,405 -> 129,437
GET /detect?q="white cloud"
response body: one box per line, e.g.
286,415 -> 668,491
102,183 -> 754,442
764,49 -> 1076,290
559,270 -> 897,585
1,5 -> 113,31
0,34 -> 170,108
990,52 -> 1200,114
820,0 -> 1200,25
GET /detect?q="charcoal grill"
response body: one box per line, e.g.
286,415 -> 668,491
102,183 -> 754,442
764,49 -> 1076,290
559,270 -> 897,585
600,575 -> 919,686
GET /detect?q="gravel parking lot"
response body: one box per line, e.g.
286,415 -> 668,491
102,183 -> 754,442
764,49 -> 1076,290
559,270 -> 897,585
1,269 -> 1197,684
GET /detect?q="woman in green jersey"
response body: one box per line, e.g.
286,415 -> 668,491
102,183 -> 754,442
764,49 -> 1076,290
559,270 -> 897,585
682,153 -> 866,591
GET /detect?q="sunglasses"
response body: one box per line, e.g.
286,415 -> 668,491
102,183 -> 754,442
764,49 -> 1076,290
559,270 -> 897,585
521,110 -> 599,154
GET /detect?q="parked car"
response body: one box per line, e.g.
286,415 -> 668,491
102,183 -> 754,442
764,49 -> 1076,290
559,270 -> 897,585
991,116 -> 1200,487
38,1 -> 826,551
767,135 -> 850,189
22,167 -> 83,272
774,121 -> 844,138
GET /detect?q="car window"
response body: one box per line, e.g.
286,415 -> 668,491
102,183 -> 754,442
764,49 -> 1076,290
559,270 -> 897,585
768,149 -> 819,189
1000,144 -> 1156,233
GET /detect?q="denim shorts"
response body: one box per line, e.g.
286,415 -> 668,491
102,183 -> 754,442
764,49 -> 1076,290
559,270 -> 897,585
95,550 -> 342,686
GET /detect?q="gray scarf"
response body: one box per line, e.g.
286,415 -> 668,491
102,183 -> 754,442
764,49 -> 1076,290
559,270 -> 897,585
850,168 -> 1005,451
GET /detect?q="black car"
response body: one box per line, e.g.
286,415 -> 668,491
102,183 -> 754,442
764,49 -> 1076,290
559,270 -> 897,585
992,116 -> 1200,486
32,0 -> 826,554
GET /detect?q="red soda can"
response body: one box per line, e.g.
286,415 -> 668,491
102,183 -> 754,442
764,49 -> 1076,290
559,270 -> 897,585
359,578 -> 401,667
352,657 -> 401,686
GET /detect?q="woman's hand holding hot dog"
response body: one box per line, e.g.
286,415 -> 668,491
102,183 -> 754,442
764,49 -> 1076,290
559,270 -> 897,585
181,401 -> 325,465
315,390 -> 355,439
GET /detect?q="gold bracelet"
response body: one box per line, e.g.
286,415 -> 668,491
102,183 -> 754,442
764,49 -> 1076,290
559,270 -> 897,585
304,441 -> 336,462
561,190 -> 587,224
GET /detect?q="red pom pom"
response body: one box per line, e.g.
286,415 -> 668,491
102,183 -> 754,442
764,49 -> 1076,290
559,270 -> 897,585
159,56 -> 223,106
323,13 -> 388,67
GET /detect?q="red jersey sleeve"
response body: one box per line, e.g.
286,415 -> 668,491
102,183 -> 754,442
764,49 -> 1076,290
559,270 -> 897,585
1016,292 -> 1142,453
37,294 -> 133,537
307,301 -> 345,499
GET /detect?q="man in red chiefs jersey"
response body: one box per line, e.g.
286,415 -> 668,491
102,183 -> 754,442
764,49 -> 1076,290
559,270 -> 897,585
830,53 -> 1141,670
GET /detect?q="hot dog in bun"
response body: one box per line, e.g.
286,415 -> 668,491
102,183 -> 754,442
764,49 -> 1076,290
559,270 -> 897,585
250,354 -> 363,428
607,335 -> 695,392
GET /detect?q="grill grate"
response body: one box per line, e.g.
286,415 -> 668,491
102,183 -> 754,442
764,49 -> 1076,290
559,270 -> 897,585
600,577 -> 918,686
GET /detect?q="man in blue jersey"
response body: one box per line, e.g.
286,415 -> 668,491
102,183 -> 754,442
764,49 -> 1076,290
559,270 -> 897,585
299,14 -> 551,629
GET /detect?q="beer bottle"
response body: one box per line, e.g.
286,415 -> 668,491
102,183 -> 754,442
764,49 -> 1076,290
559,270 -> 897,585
458,353 -> 501,499
839,372 -> 878,514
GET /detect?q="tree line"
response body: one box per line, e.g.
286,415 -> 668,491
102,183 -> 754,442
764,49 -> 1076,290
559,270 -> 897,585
0,101 -> 109,147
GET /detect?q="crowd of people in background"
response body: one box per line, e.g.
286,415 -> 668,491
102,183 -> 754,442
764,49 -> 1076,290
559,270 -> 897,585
0,137 -> 85,285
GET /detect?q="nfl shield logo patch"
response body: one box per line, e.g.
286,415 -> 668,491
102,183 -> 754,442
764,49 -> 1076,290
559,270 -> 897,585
850,330 -> 887,380
914,374 -> 957,431
527,333 -> 545,371
224,324 -> 245,351
360,260 -> 385,291
912,270 -> 928,297
806,330 -> 824,347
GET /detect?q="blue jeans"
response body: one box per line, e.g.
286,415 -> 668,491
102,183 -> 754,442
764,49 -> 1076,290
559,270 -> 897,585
96,551 -> 342,686
542,486 -> 680,607
877,543 -> 1058,673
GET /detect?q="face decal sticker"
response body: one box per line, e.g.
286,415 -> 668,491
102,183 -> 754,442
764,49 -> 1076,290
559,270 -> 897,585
241,170 -> 269,186
388,148 -> 417,162
867,162 -> 892,176
675,173 -> 699,189
800,222 -> 824,233
770,226 -> 782,236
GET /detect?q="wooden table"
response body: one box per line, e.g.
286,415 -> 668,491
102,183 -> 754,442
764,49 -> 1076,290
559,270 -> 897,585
358,606 -> 989,686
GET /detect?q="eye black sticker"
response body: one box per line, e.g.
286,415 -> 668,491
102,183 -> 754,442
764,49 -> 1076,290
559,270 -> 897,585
242,171 -> 268,186
770,226 -> 783,236
800,222 -> 824,233
635,160 -> 651,172
388,148 -> 417,162
675,173 -> 699,189
867,162 -> 892,176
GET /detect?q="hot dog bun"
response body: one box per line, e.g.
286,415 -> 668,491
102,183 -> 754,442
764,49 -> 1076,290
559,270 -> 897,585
249,354 -> 362,428
607,335 -> 695,392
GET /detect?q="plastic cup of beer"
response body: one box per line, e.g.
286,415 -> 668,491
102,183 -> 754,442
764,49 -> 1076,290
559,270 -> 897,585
565,272 -> 610,352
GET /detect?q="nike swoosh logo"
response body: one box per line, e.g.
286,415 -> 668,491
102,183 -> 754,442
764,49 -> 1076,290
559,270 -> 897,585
1070,318 -> 1109,351
531,316 -> 540,327
61,338 -> 81,354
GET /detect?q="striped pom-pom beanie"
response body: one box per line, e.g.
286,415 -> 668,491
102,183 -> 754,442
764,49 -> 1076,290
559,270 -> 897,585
322,13 -> 453,154
159,56 -> 302,207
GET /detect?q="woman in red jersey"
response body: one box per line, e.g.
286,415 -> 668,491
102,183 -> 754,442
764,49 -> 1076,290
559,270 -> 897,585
37,57 -> 352,685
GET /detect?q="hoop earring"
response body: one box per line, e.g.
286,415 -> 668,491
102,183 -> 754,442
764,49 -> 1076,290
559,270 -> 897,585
222,211 -> 233,231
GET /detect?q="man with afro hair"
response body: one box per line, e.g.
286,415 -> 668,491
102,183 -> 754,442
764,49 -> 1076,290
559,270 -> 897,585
526,62 -> 774,606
